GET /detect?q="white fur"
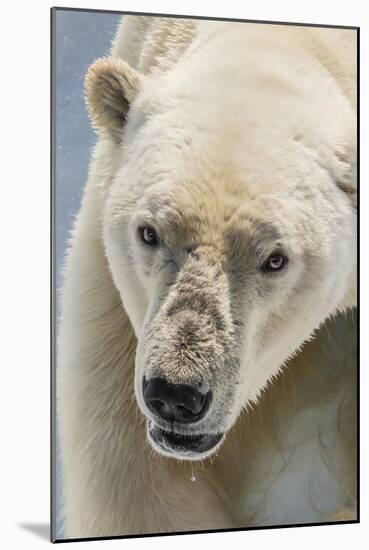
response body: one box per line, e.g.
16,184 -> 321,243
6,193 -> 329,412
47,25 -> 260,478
58,16 -> 357,538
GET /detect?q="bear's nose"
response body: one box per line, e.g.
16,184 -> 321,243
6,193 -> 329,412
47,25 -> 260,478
142,377 -> 211,424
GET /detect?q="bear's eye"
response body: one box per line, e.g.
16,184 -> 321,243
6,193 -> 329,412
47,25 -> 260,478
139,226 -> 159,246
261,253 -> 288,273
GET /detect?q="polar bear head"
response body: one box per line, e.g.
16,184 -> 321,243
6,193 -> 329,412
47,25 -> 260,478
85,51 -> 356,461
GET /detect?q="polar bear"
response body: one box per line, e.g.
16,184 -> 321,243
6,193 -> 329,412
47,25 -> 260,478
57,15 -> 357,539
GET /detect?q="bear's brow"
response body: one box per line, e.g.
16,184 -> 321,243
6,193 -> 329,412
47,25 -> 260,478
224,222 -> 282,256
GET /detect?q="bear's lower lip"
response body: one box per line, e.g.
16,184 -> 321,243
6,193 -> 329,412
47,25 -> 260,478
147,422 -> 224,456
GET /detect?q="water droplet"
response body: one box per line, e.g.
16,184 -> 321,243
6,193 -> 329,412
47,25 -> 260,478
190,463 -> 196,482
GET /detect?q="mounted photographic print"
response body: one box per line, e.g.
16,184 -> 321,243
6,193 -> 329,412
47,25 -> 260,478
51,7 -> 358,542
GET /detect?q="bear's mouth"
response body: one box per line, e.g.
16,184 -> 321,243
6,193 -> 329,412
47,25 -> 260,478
147,421 -> 224,459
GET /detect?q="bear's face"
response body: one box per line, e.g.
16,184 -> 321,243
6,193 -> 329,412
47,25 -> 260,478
86,57 -> 356,460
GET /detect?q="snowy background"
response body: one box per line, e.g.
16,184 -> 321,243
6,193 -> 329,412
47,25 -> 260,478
54,9 -> 121,538
55,9 -> 121,286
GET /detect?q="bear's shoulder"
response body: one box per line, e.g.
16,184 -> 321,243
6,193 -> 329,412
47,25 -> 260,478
111,15 -> 202,74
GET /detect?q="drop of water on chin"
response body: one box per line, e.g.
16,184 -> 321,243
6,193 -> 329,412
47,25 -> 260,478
190,463 -> 196,482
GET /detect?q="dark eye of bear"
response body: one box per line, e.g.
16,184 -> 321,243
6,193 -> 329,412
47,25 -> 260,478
139,226 -> 158,246
262,253 -> 288,272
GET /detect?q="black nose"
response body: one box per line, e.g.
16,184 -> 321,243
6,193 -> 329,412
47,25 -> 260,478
142,377 -> 211,424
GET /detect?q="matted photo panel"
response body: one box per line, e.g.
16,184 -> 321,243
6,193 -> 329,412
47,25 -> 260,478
51,7 -> 358,542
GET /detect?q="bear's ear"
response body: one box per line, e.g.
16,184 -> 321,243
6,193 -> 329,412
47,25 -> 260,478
85,57 -> 142,141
